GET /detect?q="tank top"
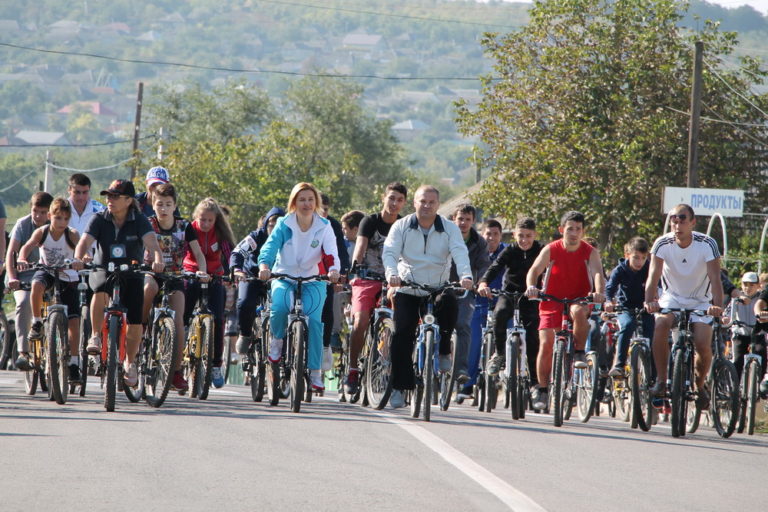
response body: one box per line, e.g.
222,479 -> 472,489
40,228 -> 78,282
543,239 -> 593,299
183,221 -> 225,276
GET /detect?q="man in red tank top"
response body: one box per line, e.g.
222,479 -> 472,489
525,211 -> 606,410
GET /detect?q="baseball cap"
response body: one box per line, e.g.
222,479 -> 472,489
741,271 -> 759,283
100,179 -> 136,197
146,166 -> 170,186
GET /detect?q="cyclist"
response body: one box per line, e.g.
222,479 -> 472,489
340,210 -> 365,261
231,207 -> 285,355
749,274 -> 768,397
183,198 -> 235,389
142,183 -> 208,391
726,272 -> 759,380
644,204 -> 723,409
345,182 -> 407,395
16,198 -> 81,378
462,218 -> 507,399
450,204 -> 490,385
319,194 -> 351,373
604,237 -> 654,377
6,191 -> 53,370
478,217 -> 542,386
136,166 -> 179,218
67,173 -> 105,235
257,182 -> 341,392
0,197 -> 6,276
72,179 -> 164,387
525,211 -> 606,410
382,185 -> 473,409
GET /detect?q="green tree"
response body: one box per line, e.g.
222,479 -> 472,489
456,0 -> 768,258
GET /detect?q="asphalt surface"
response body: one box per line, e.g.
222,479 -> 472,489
1,369 -> 766,512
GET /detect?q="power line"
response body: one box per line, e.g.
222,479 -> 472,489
704,59 -> 768,119
47,157 -> 135,173
0,133 -> 155,148
0,41 -> 485,82
255,0 -> 519,30
701,101 -> 767,147
665,105 -> 767,128
0,169 -> 38,193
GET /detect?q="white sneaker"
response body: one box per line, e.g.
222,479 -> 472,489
86,336 -> 102,355
310,369 -> 325,390
389,390 -> 405,409
322,346 -> 333,371
123,361 -> 138,387
268,337 -> 283,363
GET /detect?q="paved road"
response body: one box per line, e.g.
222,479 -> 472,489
1,369 -> 765,512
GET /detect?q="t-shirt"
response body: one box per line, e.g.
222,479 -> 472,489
68,198 -> 105,234
10,214 -> 48,263
651,231 -> 719,302
146,216 -> 197,272
86,209 -> 153,266
40,227 -> 78,282
358,212 -> 399,275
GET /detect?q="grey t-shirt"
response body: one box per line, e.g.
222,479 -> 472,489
10,214 -> 45,263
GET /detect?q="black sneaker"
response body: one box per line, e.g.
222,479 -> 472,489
29,321 -> 43,341
69,364 -> 81,383
15,353 -> 32,371
695,388 -> 710,410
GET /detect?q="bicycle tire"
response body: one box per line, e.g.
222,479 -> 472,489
423,329 -> 435,422
194,316 -> 215,400
613,376 -> 631,423
77,306 -> 90,396
745,359 -> 759,435
670,347 -> 687,438
577,352 -> 598,423
508,337 -> 520,419
552,338 -> 565,427
439,332 -> 458,411
289,320 -> 306,413
411,342 -> 423,419
367,316 -> 394,410
24,366 -> 38,395
482,332 -> 497,413
250,342 -> 266,402
630,344 -> 653,432
46,311 -> 69,405
123,336 -> 145,403
711,359 -> 739,438
0,312 -> 10,370
476,372 -> 486,412
144,315 -> 177,408
267,361 -> 280,406
104,315 -> 120,412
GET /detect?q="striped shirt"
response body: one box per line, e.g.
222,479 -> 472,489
651,231 -> 720,302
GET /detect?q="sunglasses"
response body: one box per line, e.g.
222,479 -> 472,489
106,193 -> 128,200
669,213 -> 688,222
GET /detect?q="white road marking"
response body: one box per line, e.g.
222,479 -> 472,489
378,410 -> 548,512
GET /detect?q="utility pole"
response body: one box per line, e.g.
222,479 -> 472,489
686,41 -> 704,188
473,146 -> 481,184
131,82 -> 144,180
44,150 -> 52,192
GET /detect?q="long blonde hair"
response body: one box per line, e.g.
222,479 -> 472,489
193,197 -> 235,247
286,182 -> 322,214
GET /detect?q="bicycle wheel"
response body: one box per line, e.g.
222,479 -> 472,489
104,315 -> 120,412
711,359 -> 739,438
0,312 -> 10,370
144,316 -> 177,408
193,316 -> 215,400
577,352 -> 598,423
250,336 -> 266,402
552,339 -> 566,427
439,332 -> 458,411
267,361 -> 280,406
77,306 -> 90,396
367,316 -> 394,410
410,342 -> 424,419
669,348 -> 687,438
24,340 -> 39,395
508,337 -> 521,419
630,344 -> 653,432
289,320 -> 306,413
123,336 -> 146,403
744,360 -> 759,435
46,311 -> 69,405
423,329 -> 435,422
483,333 -> 497,413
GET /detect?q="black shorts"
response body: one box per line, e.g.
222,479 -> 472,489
32,270 -> 80,319
89,269 -> 144,325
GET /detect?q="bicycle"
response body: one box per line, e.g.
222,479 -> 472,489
71,268 -> 92,397
732,324 -> 762,436
399,281 -> 466,422
269,272 -> 329,413
183,273 -> 216,400
0,291 -> 12,370
132,270 -> 183,408
615,307 -> 655,432
241,292 -> 271,403
27,263 -> 74,405
532,293 -> 593,427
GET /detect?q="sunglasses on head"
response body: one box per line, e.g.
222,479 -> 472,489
669,213 -> 688,222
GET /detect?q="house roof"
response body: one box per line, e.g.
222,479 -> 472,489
14,130 -> 69,145
392,119 -> 429,131
342,34 -> 383,47
57,101 -> 117,116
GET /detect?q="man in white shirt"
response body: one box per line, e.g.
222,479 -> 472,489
644,204 -> 723,408
67,173 -> 105,234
